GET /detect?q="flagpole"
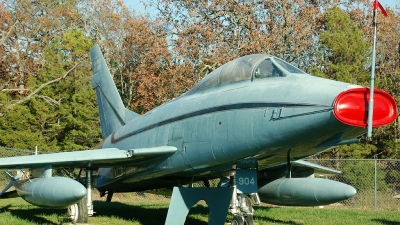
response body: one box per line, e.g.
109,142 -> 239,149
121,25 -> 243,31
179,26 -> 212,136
367,6 -> 378,138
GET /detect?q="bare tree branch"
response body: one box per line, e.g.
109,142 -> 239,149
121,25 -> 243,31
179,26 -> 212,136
36,95 -> 62,106
4,63 -> 78,111
0,21 -> 18,46
1,88 -> 30,92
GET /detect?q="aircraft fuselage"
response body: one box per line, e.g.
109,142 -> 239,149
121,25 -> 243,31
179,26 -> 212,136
96,73 -> 364,191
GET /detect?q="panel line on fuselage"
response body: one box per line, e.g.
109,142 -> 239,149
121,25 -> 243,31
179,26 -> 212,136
272,108 -> 332,120
110,102 -> 331,144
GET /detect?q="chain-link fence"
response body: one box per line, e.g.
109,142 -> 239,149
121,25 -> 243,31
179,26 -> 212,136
307,159 -> 400,211
0,146 -> 36,195
1,146 -> 400,211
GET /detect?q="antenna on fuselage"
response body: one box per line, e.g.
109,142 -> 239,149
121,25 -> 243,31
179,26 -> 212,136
367,0 -> 388,138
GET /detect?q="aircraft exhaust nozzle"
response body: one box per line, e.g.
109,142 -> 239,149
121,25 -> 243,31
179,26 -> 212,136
14,177 -> 86,208
333,87 -> 398,128
258,178 -> 356,206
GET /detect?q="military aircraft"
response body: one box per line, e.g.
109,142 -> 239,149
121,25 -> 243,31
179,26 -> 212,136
0,45 -> 398,225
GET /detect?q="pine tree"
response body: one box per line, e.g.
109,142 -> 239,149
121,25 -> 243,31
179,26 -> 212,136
311,6 -> 370,85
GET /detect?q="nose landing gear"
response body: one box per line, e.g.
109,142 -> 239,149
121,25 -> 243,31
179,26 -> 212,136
230,158 -> 260,225
230,192 -> 259,225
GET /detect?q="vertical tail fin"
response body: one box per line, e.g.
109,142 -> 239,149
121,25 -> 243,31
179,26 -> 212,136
90,45 -> 139,138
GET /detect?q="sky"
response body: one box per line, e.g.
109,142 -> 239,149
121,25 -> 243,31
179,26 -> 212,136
125,1 -> 156,16
379,0 -> 399,8
127,0 -> 400,16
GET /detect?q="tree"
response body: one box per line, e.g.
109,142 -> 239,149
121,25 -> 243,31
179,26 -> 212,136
77,0 -> 193,113
0,0 -> 190,150
0,0 -> 101,151
1,0 -> 399,158
310,6 -> 370,84
150,0 -> 336,80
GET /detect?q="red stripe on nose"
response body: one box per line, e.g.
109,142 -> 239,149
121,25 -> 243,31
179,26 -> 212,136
333,88 -> 398,128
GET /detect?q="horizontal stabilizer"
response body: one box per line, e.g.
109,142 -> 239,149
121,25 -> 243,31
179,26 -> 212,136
0,146 -> 177,169
291,160 -> 341,176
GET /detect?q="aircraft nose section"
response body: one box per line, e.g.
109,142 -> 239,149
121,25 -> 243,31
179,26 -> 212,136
333,87 -> 398,128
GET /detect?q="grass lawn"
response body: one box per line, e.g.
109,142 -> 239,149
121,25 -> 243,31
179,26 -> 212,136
0,197 -> 399,225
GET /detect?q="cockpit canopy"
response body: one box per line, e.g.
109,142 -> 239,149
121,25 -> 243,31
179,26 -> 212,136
189,54 -> 306,93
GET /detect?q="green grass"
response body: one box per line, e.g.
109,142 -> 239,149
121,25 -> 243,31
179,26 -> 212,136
253,206 -> 400,225
0,198 -> 400,225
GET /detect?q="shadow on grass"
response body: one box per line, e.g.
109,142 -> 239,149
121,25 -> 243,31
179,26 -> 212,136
253,206 -> 303,225
1,201 -> 302,225
0,204 -> 68,225
1,200 -> 210,225
255,217 -> 302,225
94,200 -> 209,225
371,219 -> 400,225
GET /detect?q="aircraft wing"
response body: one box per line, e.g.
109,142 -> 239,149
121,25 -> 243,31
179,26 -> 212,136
0,146 -> 177,169
291,159 -> 341,176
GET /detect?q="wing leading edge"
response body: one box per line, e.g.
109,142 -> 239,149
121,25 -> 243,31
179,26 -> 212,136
291,159 -> 341,176
0,146 -> 177,169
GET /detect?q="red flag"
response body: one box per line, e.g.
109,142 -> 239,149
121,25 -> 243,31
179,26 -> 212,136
373,0 -> 388,17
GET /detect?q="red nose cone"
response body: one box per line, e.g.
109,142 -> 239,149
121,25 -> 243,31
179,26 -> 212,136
333,88 -> 398,128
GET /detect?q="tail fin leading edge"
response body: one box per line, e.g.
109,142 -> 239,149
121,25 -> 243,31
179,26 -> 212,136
90,45 -> 139,138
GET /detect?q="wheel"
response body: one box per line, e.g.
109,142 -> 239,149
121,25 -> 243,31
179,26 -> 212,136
68,195 -> 88,223
244,214 -> 253,225
231,215 -> 244,225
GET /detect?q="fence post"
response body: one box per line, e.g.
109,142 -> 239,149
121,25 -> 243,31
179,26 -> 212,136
374,159 -> 377,211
